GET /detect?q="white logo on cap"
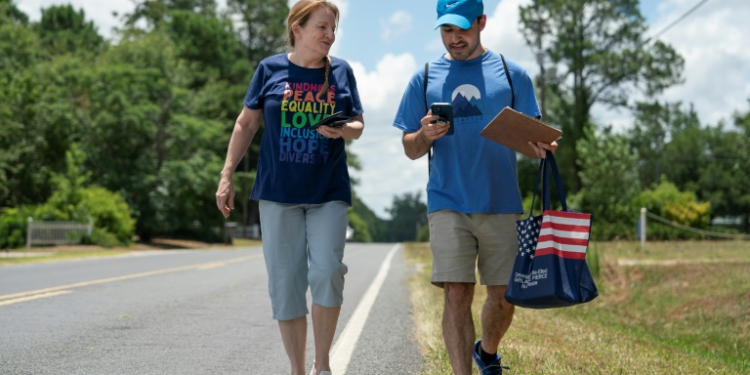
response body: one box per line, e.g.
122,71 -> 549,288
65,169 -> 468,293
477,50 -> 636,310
446,1 -> 459,7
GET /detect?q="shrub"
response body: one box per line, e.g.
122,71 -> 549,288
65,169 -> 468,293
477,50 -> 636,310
635,180 -> 712,239
0,207 -> 33,249
79,186 -> 135,245
416,223 -> 429,242
348,210 -> 372,243
83,228 -> 121,248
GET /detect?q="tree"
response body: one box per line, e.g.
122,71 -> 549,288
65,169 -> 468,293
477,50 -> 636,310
629,101 -> 700,188
574,126 -> 641,240
693,104 -> 750,232
74,30 -> 230,241
348,210 -> 372,242
0,8 -> 38,75
352,192 -> 386,242
227,0 -> 288,66
0,54 -> 85,207
519,0 -> 684,191
730,103 -> 750,231
0,0 -> 28,24
124,0 -> 218,28
385,191 -> 427,242
631,99 -> 750,233
35,5 -> 104,56
166,10 -> 245,85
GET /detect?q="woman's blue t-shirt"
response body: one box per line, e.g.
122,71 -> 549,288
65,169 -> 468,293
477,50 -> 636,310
244,53 -> 363,205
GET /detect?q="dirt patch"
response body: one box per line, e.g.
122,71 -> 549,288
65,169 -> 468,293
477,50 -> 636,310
600,259 -> 644,305
147,238 -> 232,250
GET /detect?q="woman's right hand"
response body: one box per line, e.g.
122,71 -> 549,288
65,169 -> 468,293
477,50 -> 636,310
216,174 -> 235,218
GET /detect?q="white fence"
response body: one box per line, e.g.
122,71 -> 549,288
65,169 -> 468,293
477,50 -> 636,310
224,223 -> 260,240
26,218 -> 93,248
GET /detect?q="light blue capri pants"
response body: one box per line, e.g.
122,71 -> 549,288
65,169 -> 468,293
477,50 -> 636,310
259,200 -> 349,321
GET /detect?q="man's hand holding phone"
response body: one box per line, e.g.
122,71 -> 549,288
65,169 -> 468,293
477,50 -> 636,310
420,103 -> 453,141
420,110 -> 449,141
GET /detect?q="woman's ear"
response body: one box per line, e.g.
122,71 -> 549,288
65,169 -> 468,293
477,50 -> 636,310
292,23 -> 301,39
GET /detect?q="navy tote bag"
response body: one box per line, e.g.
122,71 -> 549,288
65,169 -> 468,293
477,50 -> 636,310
504,151 -> 598,309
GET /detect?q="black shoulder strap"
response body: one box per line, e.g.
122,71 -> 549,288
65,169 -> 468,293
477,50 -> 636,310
499,53 -> 515,109
424,62 -> 432,175
423,62 -> 429,108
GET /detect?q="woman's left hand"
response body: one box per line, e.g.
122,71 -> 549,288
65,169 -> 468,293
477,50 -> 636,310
316,124 -> 345,139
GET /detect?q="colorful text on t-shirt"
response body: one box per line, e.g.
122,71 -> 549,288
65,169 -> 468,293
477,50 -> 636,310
279,82 -> 337,164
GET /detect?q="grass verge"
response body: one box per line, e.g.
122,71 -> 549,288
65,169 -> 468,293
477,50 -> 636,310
0,250 -> 132,266
0,237 -> 260,266
403,241 -> 749,375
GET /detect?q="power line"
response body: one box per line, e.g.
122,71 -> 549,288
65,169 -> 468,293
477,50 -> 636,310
643,0 -> 712,45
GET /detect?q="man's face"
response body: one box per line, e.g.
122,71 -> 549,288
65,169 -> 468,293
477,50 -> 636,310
440,15 -> 486,61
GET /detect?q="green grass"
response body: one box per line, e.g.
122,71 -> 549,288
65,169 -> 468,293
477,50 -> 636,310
403,241 -> 750,374
231,238 -> 263,248
0,238 -> 261,267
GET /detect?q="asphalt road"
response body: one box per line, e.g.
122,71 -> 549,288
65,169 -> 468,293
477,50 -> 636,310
0,243 -> 422,375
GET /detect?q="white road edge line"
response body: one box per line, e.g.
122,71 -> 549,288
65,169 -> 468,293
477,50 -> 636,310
330,244 -> 400,374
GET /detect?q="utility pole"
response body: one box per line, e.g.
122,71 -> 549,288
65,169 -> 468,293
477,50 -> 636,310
536,24 -> 547,120
534,18 -> 557,120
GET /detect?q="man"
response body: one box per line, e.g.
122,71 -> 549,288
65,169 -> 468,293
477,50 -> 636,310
392,0 -> 557,374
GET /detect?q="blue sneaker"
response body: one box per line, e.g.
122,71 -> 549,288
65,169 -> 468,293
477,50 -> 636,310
473,340 -> 510,375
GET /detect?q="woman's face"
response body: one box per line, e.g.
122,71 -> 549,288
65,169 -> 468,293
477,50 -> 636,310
294,7 -> 337,57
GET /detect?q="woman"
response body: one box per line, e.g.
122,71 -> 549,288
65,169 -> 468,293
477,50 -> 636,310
214,1 -> 364,374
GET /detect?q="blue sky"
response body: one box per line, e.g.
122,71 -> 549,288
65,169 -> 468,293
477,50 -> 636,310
336,0 -> 662,73
17,0 -> 750,218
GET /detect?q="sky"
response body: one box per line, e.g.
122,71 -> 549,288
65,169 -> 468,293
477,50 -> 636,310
16,0 -> 750,218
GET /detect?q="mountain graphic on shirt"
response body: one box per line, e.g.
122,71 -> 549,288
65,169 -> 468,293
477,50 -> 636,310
452,92 -> 483,118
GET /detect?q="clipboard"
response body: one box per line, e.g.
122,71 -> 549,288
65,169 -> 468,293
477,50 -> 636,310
480,107 -> 562,158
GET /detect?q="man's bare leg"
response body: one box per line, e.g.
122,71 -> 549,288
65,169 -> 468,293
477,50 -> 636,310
443,282 -> 475,375
480,285 -> 515,355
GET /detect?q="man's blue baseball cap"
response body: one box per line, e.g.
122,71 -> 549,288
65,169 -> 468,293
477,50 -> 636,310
434,0 -> 484,30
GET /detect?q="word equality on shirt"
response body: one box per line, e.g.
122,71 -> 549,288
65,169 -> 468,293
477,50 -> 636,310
280,83 -> 337,129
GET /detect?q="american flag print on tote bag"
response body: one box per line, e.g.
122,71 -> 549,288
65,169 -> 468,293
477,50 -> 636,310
536,210 -> 592,260
505,152 -> 598,309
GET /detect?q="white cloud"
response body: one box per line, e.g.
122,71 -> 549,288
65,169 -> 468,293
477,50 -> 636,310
328,0 -> 348,56
482,0 -> 537,75
651,0 -> 750,125
380,10 -> 413,42
483,0 -> 750,130
348,53 -> 426,218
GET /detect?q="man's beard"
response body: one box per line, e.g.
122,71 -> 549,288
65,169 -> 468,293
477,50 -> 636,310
448,40 -> 480,61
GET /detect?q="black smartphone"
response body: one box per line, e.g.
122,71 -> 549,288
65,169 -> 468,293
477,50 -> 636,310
310,111 -> 350,130
430,102 -> 454,136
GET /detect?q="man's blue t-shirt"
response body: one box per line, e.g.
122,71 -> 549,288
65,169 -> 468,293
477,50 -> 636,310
393,50 -> 541,214
244,53 -> 363,205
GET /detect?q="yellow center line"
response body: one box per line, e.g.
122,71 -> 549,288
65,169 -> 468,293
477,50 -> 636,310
198,263 -> 227,270
0,254 -> 262,302
0,290 -> 73,307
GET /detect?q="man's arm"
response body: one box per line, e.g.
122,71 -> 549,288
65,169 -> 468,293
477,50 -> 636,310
401,110 -> 449,160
